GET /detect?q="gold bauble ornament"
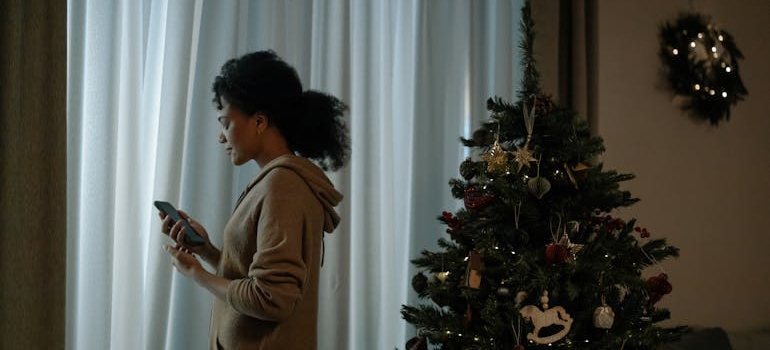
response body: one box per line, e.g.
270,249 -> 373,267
435,271 -> 449,282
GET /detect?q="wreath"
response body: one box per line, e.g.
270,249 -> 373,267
659,13 -> 748,125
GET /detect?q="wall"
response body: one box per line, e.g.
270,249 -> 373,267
595,0 -> 770,333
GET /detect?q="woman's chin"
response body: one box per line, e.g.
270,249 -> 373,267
231,157 -> 249,166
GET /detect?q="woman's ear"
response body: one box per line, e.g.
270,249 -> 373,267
253,113 -> 267,126
253,113 -> 267,134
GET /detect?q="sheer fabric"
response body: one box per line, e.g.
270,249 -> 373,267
67,1 -> 522,349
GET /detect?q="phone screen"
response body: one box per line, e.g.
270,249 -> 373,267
153,201 -> 206,246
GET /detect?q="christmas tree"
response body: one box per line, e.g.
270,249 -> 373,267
401,2 -> 685,349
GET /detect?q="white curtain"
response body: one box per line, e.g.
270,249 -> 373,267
66,1 -> 522,349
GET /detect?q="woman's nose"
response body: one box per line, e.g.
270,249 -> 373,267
218,131 -> 226,143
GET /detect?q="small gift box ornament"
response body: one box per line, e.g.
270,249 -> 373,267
464,250 -> 484,289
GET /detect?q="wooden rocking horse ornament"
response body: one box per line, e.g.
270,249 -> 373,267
518,291 -> 573,344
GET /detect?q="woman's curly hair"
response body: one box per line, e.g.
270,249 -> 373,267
212,50 -> 350,171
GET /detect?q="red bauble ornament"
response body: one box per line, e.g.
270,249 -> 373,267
464,186 -> 494,210
646,273 -> 673,305
406,336 -> 428,350
411,271 -> 428,294
532,93 -> 555,117
545,244 -> 569,264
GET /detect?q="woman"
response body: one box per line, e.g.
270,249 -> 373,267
160,50 -> 349,349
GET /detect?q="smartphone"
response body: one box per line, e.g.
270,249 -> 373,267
153,200 -> 206,246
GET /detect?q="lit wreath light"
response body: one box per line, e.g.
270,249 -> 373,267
659,13 -> 748,125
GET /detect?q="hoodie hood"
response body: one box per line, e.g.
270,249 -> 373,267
249,154 -> 343,233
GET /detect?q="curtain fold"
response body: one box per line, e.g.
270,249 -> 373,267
556,0 -> 598,129
67,1 -> 523,348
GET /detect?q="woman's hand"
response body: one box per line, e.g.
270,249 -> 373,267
164,244 -> 231,301
159,210 -> 210,250
164,244 -> 202,278
158,210 -> 221,267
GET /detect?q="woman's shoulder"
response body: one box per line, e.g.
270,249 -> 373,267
259,165 -> 306,189
252,154 -> 339,201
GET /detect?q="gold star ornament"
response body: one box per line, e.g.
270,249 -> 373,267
512,145 -> 536,171
481,140 -> 509,173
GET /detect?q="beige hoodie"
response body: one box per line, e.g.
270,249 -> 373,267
209,154 -> 342,350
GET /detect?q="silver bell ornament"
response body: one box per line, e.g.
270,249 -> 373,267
593,297 -> 615,329
497,286 -> 510,296
527,158 -> 551,199
527,176 -> 551,199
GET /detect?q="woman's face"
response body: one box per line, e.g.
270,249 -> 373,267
217,100 -> 260,165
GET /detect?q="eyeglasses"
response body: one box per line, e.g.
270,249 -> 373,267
217,115 -> 231,129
